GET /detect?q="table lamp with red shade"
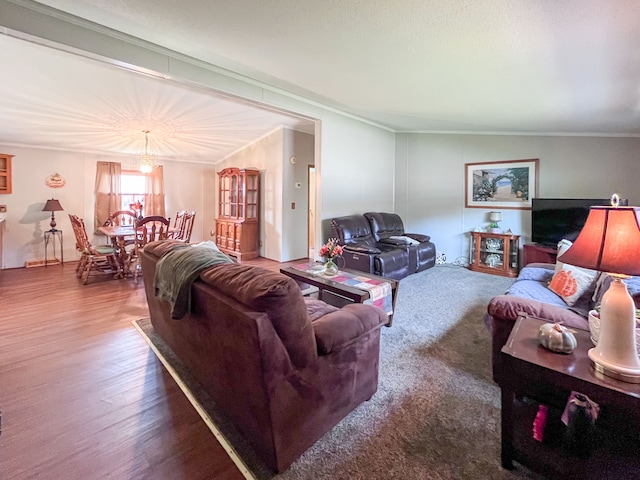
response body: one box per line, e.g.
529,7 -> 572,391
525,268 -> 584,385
558,194 -> 640,383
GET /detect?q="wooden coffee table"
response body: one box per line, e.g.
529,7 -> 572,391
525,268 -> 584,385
280,264 -> 399,326
499,314 -> 640,479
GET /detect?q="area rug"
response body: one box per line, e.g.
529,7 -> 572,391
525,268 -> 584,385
134,264 -> 547,480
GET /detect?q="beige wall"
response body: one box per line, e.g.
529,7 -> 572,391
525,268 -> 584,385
319,112 -> 397,238
395,133 -> 640,264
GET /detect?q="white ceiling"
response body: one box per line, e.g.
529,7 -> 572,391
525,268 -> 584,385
2,0 -> 640,163
0,34 -> 314,163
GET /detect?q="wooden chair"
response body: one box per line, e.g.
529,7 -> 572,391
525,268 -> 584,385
127,215 -> 171,282
104,210 -> 137,227
68,214 -> 121,284
170,210 -> 196,243
103,210 -> 138,249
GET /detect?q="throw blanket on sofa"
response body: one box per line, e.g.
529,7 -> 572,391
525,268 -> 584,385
154,244 -> 234,319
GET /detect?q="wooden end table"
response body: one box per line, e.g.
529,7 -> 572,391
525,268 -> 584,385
280,263 -> 399,326
499,315 -> 640,479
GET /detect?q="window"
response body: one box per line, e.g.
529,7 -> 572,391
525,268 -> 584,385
121,170 -> 146,213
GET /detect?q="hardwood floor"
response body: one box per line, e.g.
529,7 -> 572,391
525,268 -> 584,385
0,257 -> 303,480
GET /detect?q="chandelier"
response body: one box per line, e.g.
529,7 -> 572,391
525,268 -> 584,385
136,130 -> 157,174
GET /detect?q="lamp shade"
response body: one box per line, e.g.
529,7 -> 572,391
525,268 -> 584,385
43,199 -> 64,212
557,206 -> 640,276
488,211 -> 502,222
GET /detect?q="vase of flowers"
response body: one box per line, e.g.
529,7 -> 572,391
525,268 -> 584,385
319,238 -> 343,276
129,200 -> 144,221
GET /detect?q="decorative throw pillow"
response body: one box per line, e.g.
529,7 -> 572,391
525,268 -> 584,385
549,264 -> 598,306
554,237 -> 598,290
554,239 -> 574,273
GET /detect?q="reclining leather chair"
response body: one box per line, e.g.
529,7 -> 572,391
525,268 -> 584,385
364,212 -> 436,274
330,214 -> 410,280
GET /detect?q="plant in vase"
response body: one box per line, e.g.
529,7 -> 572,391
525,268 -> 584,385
318,238 -> 343,276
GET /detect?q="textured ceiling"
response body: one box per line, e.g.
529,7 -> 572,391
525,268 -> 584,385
2,0 -> 640,164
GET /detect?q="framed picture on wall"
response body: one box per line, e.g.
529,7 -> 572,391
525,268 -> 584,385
464,158 -> 539,209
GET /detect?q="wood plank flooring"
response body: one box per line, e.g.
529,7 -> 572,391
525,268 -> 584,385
0,257 -> 302,480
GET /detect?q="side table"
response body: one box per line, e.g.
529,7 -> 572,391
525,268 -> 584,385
499,315 -> 640,479
44,229 -> 63,266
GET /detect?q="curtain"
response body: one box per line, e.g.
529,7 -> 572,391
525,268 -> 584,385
94,161 -> 121,231
144,165 -> 166,219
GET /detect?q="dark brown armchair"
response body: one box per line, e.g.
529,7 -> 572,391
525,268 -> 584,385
140,240 -> 388,472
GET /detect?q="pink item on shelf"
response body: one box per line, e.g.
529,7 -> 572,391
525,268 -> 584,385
532,404 -> 548,442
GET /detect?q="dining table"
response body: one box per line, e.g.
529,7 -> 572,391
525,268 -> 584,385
98,223 -> 177,276
97,224 -> 138,275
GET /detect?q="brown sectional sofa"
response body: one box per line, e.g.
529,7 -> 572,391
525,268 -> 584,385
140,240 -> 389,472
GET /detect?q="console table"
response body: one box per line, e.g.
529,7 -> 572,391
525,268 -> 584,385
499,315 -> 640,479
44,230 -> 63,266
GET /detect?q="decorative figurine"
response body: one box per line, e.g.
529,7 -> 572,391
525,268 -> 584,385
538,323 -> 577,353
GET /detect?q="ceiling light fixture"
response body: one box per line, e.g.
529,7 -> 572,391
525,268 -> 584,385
136,130 -> 157,174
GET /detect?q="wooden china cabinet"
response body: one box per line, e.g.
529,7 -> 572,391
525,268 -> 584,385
469,231 -> 520,277
215,168 -> 260,260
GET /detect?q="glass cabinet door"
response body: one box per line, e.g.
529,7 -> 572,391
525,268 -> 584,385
246,173 -> 258,219
469,232 -> 520,277
220,175 -> 231,216
482,236 -> 504,268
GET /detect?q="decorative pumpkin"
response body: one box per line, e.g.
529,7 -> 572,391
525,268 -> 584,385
538,323 -> 577,353
549,269 -> 578,297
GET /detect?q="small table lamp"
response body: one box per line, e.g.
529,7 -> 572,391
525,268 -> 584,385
558,195 -> 640,383
488,211 -> 502,232
43,199 -> 64,232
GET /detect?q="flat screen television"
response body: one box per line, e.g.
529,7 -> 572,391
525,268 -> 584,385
531,198 -> 616,247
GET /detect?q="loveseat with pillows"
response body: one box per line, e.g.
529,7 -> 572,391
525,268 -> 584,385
140,239 -> 389,472
486,239 -> 640,382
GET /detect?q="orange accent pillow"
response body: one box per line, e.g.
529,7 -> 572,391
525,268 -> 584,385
549,265 -> 597,306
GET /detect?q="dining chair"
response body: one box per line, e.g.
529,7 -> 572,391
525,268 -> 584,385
104,210 -> 137,227
104,210 -> 139,251
170,210 -> 196,243
127,215 -> 171,282
68,214 -> 121,284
